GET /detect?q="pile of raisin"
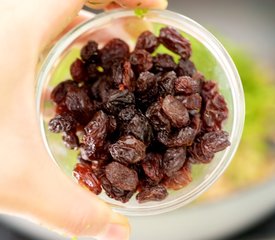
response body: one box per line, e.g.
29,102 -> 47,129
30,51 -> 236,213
48,27 -> 230,203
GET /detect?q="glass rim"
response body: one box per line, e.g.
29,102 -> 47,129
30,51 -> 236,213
36,9 -> 245,216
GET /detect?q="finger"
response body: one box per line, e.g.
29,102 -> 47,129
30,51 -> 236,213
115,0 -> 168,9
85,0 -> 168,9
17,146 -> 130,239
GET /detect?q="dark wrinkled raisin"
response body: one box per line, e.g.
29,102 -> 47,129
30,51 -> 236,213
80,40 -> 100,63
175,76 -> 202,94
118,105 -> 137,122
101,38 -> 129,69
111,60 -> 134,91
157,71 -> 177,96
189,131 -> 230,164
162,95 -> 189,128
80,143 -> 109,162
146,101 -> 171,132
91,77 -> 111,102
101,176 -> 134,203
82,111 -> 109,151
73,163 -> 102,194
70,58 -> 89,83
124,113 -> 153,145
48,112 -> 76,133
177,59 -> 196,77
130,49 -> 153,73
163,147 -> 186,177
201,80 -> 218,101
65,87 -> 94,125
109,135 -> 146,164
87,63 -> 99,79
105,90 -> 135,115
182,93 -> 202,113
105,162 -> 138,191
158,127 -> 196,147
153,54 -> 177,72
50,80 -> 77,104
162,162 -> 192,190
62,131 -> 79,150
108,115 -> 117,133
159,27 -> 191,60
135,30 -> 159,53
135,71 -> 157,93
136,185 -> 168,203
142,153 -> 164,183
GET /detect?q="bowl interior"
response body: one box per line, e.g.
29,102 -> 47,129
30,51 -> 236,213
37,10 -> 244,215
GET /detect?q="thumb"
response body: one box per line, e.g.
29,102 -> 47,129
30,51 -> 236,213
20,154 -> 130,240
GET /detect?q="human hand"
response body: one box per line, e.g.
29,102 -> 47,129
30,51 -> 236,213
0,0 -> 167,240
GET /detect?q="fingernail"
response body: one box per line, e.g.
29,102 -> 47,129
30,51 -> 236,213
97,223 -> 129,240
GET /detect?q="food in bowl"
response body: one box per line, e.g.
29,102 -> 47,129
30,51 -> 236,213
47,26 -> 230,203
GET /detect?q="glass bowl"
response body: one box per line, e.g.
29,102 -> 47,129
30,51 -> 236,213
36,9 -> 245,216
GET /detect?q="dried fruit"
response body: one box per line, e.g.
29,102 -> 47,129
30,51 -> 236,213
175,76 -> 202,94
105,162 -> 138,191
73,163 -> 102,194
129,49 -> 153,73
153,53 -> 177,72
80,40 -> 100,63
136,185 -> 168,203
177,59 -> 196,77
159,27 -> 191,60
163,147 -> 186,176
135,30 -> 159,53
162,95 -> 189,128
48,112 -> 76,133
109,135 -> 146,164
142,153 -> 164,183
70,58 -> 89,83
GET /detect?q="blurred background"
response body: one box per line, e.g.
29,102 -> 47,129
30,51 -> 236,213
0,0 -> 275,239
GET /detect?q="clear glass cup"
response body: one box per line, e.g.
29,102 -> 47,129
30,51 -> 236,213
36,9 -> 245,216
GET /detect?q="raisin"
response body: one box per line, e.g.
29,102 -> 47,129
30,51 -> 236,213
159,27 -> 191,60
91,77 -> 111,103
109,135 -> 146,164
157,127 -> 196,147
146,101 -> 171,132
124,113 -> 153,145
70,58 -> 89,83
153,53 -> 177,72
111,60 -> 134,91
175,76 -> 202,94
118,105 -> 137,122
101,176 -> 134,203
105,162 -> 138,191
142,153 -> 164,183
182,93 -> 202,113
135,30 -> 159,53
80,40 -> 100,63
101,38 -> 129,69
62,131 -> 79,150
163,147 -> 186,177
65,87 -> 94,125
108,115 -> 117,133
136,185 -> 168,203
87,63 -> 99,79
82,111 -> 109,151
50,80 -> 77,104
157,71 -> 177,96
162,162 -> 192,190
48,112 -> 76,133
188,131 -> 230,164
73,163 -> 102,194
176,59 -> 196,77
129,49 -> 153,73
162,95 -> 189,128
135,71 -> 157,93
105,89 -> 135,115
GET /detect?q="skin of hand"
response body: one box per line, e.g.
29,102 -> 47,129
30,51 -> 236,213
0,0 -> 167,240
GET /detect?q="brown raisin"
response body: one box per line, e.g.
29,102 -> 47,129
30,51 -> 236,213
157,71 -> 177,97
163,147 -> 186,177
50,80 -> 77,104
105,162 -> 138,191
48,112 -> 76,133
136,185 -> 168,203
129,49 -> 153,73
162,95 -> 189,128
109,135 -> 146,164
177,59 -> 196,77
153,53 -> 177,72
142,153 -> 164,183
80,40 -> 100,63
135,30 -> 159,53
159,27 -> 191,60
62,131 -> 79,150
70,58 -> 89,83
175,76 -> 202,94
